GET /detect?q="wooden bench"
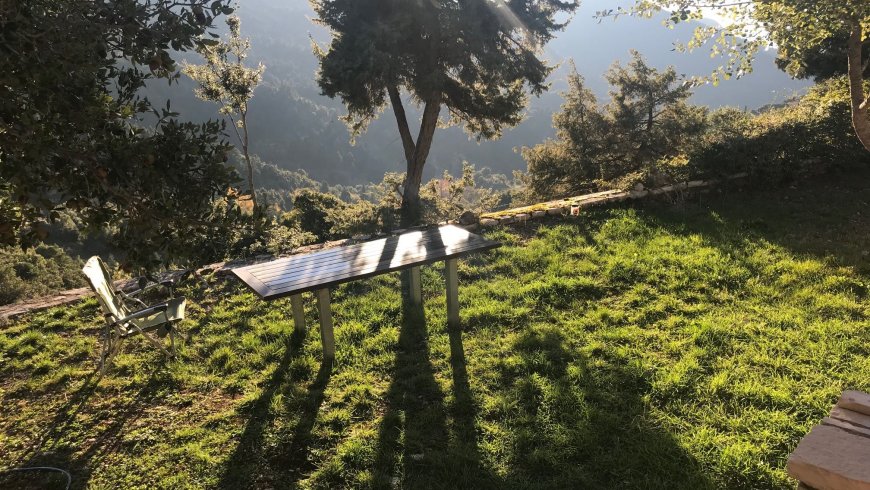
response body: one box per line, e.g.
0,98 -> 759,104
231,225 -> 501,359
788,391 -> 870,490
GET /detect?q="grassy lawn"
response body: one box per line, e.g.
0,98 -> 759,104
2,174 -> 870,489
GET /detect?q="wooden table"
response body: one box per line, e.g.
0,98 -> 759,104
232,225 -> 501,359
788,390 -> 870,490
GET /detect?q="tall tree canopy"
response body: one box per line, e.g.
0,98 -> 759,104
311,0 -> 579,225
604,0 -> 870,152
184,14 -> 265,208
0,0 -> 242,267
524,53 -> 705,197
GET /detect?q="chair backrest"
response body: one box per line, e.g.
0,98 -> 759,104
82,256 -> 128,321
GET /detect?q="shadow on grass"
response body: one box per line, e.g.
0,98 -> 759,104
492,326 -> 714,489
371,271 -> 502,489
445,319 -> 502,488
641,172 -> 870,271
10,371 -> 164,489
15,372 -> 102,462
366,272 -> 711,489
216,327 -> 332,489
279,361 -> 333,479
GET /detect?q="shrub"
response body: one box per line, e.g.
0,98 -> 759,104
525,74 -> 870,199
284,189 -> 348,242
689,78 -> 870,183
280,164 -> 509,243
0,244 -> 84,305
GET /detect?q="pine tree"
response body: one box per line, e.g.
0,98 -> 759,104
184,14 -> 265,208
311,0 -> 579,225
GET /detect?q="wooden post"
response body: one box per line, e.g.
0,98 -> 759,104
409,266 -> 422,306
316,289 -> 335,359
290,294 -> 306,332
445,259 -> 459,330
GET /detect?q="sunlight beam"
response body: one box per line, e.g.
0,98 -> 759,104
485,0 -> 530,41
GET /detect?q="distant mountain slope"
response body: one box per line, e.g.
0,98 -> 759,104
144,0 -> 808,186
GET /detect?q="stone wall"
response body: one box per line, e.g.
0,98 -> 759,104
476,173 -> 748,228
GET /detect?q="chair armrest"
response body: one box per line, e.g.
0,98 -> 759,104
126,281 -> 173,297
118,289 -> 149,309
111,303 -> 169,326
122,279 -> 177,307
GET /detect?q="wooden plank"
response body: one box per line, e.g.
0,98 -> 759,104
838,391 -> 870,417
290,294 -> 305,332
262,241 -> 494,298
822,417 -> 870,439
232,226 -> 500,300
787,424 -> 870,490
316,289 -> 335,359
246,230 -> 476,275
242,225 -> 471,273
262,239 -> 490,289
252,228 -> 492,283
831,407 -> 870,431
244,226 -> 476,276
231,266 -> 272,298
409,266 -> 422,306
446,258 -> 459,330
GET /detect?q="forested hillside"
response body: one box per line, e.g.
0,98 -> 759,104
144,0 -> 808,186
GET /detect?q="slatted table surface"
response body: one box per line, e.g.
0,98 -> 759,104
233,225 -> 501,300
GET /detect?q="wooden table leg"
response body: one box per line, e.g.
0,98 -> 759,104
409,266 -> 422,306
316,288 -> 335,359
446,259 -> 460,330
290,294 -> 306,332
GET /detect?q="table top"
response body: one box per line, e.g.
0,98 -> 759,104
232,225 -> 501,300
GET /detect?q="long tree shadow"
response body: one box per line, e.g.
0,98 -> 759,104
216,327 -> 331,488
278,361 -> 332,480
10,371 -> 165,489
445,324 -> 503,488
372,275 -> 450,487
493,325 -> 714,489
15,372 -> 102,465
372,272 -> 502,489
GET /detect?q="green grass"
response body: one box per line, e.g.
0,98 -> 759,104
2,174 -> 870,489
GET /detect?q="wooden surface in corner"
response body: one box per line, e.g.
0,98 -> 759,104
787,391 -> 870,490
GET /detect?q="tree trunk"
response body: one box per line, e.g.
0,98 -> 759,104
847,21 -> 870,152
389,88 -> 441,228
240,110 -> 257,208
400,97 -> 441,227
244,152 -> 256,209
389,86 -> 415,165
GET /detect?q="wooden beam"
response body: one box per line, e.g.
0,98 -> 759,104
409,266 -> 422,306
787,424 -> 870,490
290,294 -> 306,332
231,225 -> 500,300
446,259 -> 459,330
316,289 -> 335,359
822,417 -> 870,438
838,391 -> 870,417
831,406 -> 870,430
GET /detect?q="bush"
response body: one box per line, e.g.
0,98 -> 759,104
280,164 -> 510,243
284,189 -> 348,241
689,78 -> 870,183
0,244 -> 84,305
236,220 -> 317,258
525,74 -> 870,199
523,55 -> 709,199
